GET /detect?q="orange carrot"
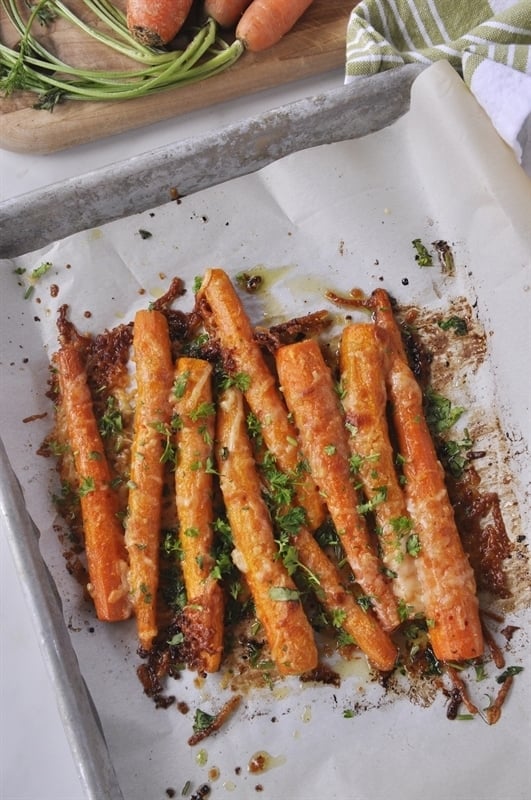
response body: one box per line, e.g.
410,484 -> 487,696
204,0 -> 252,28
216,385 -> 318,676
173,357 -> 224,673
196,268 -> 325,531
339,323 -> 422,615
275,338 -> 401,633
372,289 -> 483,662
127,0 -> 194,46
236,0 -> 315,52
125,309 -> 174,651
55,344 -> 131,623
292,526 -> 398,672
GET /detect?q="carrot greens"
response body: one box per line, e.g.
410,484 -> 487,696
0,0 -> 244,107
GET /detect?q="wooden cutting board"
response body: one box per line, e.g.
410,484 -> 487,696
0,1 -> 355,154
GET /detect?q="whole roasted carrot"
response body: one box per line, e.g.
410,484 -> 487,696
173,357 -> 224,673
292,526 -> 398,672
204,0 -> 252,28
216,386 -> 318,676
127,0 -> 194,46
196,268 -> 325,531
275,338 -> 401,632
125,309 -> 174,651
372,289 -> 483,662
236,0 -> 315,52
55,344 -> 131,622
339,323 -> 422,616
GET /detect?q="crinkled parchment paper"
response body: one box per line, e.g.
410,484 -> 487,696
1,63 -> 530,800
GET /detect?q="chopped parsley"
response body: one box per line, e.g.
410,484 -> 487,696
438,316 -> 468,336
412,238 -> 433,267
496,666 -> 524,683
78,476 -> 95,497
99,396 -> 123,437
406,533 -> 421,557
173,371 -> 190,399
192,709 -> 216,734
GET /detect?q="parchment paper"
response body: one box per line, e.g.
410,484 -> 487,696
1,62 -> 530,800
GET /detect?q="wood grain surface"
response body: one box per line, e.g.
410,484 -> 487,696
0,0 -> 355,154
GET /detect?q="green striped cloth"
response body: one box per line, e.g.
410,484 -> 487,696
345,1 -> 531,167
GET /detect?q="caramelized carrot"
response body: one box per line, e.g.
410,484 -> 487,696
127,0 -> 194,46
236,0 -> 314,52
275,338 -> 401,632
372,289 -> 483,662
339,323 -> 422,615
125,309 -> 174,651
196,268 -> 325,530
204,0 -> 252,28
292,526 -> 398,672
55,344 -> 131,622
173,357 -> 224,673
216,386 -> 318,675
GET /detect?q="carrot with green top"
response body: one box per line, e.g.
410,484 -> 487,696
372,288 -> 483,662
173,357 -> 224,673
339,322 -> 422,616
275,337 -> 401,633
125,309 -> 174,651
55,344 -> 131,622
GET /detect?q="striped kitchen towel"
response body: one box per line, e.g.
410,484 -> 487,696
345,1 -> 531,170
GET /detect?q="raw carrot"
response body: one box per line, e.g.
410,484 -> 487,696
216,386 -> 318,676
125,309 -> 174,651
204,0 -> 253,28
236,0 -> 315,52
372,289 -> 483,662
127,0 -> 194,47
196,268 -> 325,531
275,338 -> 401,632
173,357 -> 224,673
339,323 -> 422,615
55,344 -> 131,622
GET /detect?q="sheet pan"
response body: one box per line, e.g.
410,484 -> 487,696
1,61 -> 530,800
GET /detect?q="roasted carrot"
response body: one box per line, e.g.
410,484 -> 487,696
196,268 -> 325,531
216,386 -> 318,675
204,0 -> 252,28
292,526 -> 398,672
127,0 -> 194,46
125,309 -> 174,651
339,323 -> 422,615
372,289 -> 483,661
55,344 -> 131,622
173,357 -> 224,673
236,0 -> 314,52
275,338 -> 401,632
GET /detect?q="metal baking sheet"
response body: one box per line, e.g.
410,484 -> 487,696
1,62 -> 530,800
0,65 -> 423,258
